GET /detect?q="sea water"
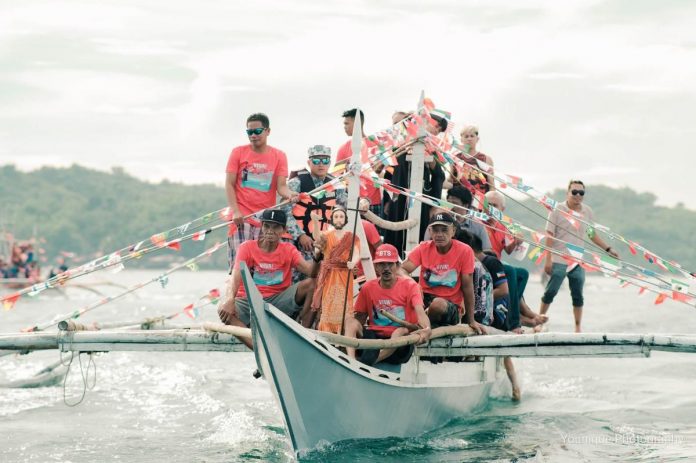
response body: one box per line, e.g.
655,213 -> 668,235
1,270 -> 695,462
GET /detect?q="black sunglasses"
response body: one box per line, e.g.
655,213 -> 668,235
246,127 -> 266,136
311,158 -> 331,165
571,189 -> 585,196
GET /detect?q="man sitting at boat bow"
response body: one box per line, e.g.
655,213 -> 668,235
218,209 -> 319,349
344,244 -> 431,364
401,212 -> 484,335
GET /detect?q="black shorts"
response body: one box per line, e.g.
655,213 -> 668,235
357,329 -> 415,365
422,293 -> 461,327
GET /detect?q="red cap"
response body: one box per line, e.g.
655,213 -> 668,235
373,244 -> 399,264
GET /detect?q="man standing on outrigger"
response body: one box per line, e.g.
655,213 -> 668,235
540,180 -> 619,332
401,212 -> 484,334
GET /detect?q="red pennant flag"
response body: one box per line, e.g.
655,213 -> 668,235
672,292 -> 693,303
638,287 -> 646,295
166,240 -> 181,251
183,303 -> 196,319
628,241 -> 638,255
192,231 -> 207,241
654,293 -> 667,305
209,288 -> 221,299
2,292 -> 21,310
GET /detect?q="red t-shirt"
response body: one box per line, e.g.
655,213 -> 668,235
234,240 -> 301,299
362,219 -> 380,255
406,240 -> 475,306
338,140 -> 382,206
226,144 -> 289,216
487,221 -> 511,259
355,277 -> 423,337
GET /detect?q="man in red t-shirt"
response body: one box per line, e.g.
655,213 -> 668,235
345,244 -> 431,364
218,209 -> 318,349
402,212 -> 484,334
225,113 -> 298,273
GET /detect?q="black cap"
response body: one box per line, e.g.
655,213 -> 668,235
261,209 -> 287,226
429,212 -> 455,227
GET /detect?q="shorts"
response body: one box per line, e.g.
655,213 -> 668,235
422,293 -> 461,327
357,328 -> 415,365
541,263 -> 586,307
234,283 -> 302,327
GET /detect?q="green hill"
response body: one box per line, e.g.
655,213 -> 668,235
2,164 -> 695,273
0,164 -> 228,269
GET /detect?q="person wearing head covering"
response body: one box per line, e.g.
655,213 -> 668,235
310,205 -> 361,334
343,244 -> 431,364
402,212 -> 484,334
218,209 -> 319,349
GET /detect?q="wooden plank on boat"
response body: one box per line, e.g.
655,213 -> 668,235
0,330 -> 249,353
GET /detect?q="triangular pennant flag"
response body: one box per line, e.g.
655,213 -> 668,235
2,292 -> 20,310
183,303 -> 198,319
192,231 -> 207,242
187,262 -> 199,272
565,243 -> 584,260
166,240 -> 182,251
158,275 -> 169,288
671,278 -> 689,295
654,293 -> 667,305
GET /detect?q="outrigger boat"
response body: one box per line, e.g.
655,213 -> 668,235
3,94 -> 696,458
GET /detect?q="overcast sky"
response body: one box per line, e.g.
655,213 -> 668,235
2,0 -> 695,208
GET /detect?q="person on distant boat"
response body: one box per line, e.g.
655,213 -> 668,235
218,209 -> 318,350
401,212 -> 484,334
540,180 -> 619,333
336,108 -> 385,217
48,257 -> 69,279
445,125 -> 495,198
456,229 -> 521,401
225,112 -> 297,274
309,206 -> 360,334
285,144 -> 347,282
344,244 -> 431,364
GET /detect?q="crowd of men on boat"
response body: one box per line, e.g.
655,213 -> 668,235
0,239 -> 40,280
217,109 -> 617,400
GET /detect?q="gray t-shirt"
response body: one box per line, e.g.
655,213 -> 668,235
546,202 -> 593,264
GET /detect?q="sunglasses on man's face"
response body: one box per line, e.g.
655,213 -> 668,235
311,157 -> 331,165
571,189 -> 585,196
246,127 -> 266,136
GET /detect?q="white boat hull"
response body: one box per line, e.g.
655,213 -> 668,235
242,265 -> 501,454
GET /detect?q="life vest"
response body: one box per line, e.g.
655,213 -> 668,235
291,170 -> 338,235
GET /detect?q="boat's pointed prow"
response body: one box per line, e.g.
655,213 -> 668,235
241,263 -> 497,456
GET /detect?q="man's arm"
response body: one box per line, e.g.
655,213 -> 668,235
492,281 -> 509,300
590,234 -> 620,259
543,232 -> 555,275
225,172 -> 244,227
461,272 -> 484,334
296,256 -> 320,277
400,259 -> 417,277
218,267 -> 242,324
276,176 -> 297,202
484,156 -> 495,191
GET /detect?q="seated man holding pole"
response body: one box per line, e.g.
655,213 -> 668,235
401,212 -> 484,335
217,209 -> 318,349
344,244 -> 431,364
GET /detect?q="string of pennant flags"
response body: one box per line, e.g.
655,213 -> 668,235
363,171 -> 696,307
2,97 -> 692,310
20,242 -> 225,331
